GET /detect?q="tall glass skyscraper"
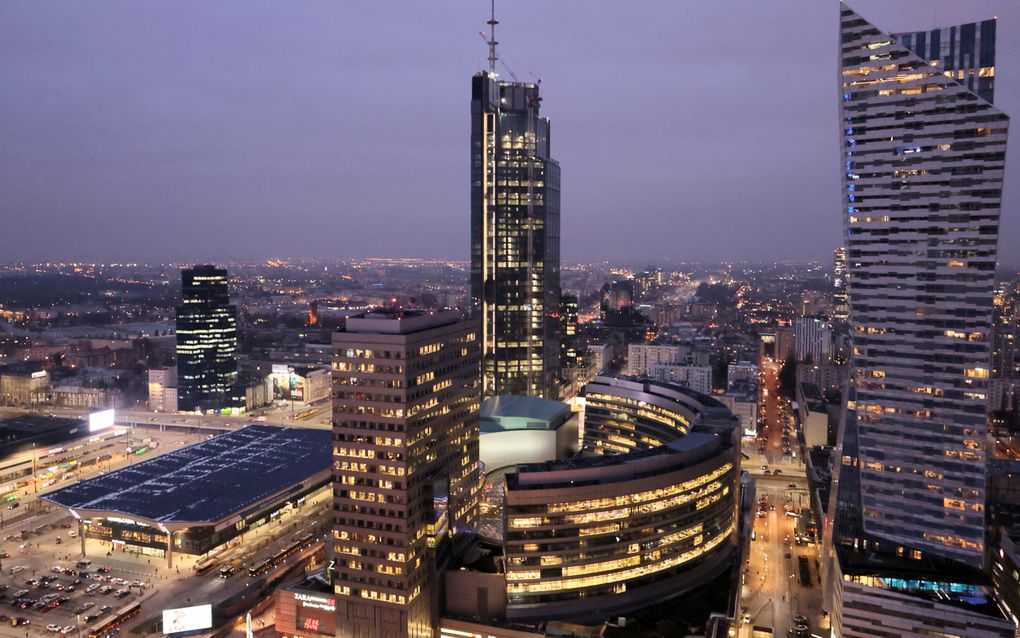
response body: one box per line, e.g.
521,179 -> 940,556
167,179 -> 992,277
471,69 -> 561,399
826,4 -> 1012,636
175,265 -> 243,413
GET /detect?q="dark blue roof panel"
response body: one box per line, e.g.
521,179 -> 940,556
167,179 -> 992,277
43,425 -> 331,524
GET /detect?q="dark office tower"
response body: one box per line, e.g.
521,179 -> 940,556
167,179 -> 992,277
825,5 -> 1013,636
175,265 -> 243,414
560,294 -> 579,370
991,281 -> 1019,381
331,310 -> 480,638
471,47 -> 561,399
832,247 -> 849,323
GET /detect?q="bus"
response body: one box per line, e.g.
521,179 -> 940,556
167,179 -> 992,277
193,557 -> 217,576
88,602 -> 141,638
248,532 -> 316,577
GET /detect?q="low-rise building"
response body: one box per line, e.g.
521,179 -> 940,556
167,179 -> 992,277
726,361 -> 758,390
647,364 -> 712,395
148,367 -> 177,412
0,363 -> 49,406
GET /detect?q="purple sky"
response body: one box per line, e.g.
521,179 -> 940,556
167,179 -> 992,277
1,1 -> 1017,265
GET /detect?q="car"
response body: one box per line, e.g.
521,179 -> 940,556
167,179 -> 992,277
83,615 -> 99,623
787,483 -> 797,488
10,566 -> 26,575
51,567 -> 64,574
793,614 -> 808,625
75,560 -> 91,569
12,590 -> 28,599
99,586 -> 113,595
8,502 -> 19,510
13,617 -> 29,626
68,530 -> 78,538
114,589 -> 129,599
99,605 -> 112,614
130,580 -> 144,588
32,601 -> 47,610
94,566 -> 110,574
61,626 -> 75,635
773,468 -> 782,475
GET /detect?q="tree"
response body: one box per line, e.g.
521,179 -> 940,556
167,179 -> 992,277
778,354 -> 798,399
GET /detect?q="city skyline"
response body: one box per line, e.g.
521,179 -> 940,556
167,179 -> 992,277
3,1 -> 1019,265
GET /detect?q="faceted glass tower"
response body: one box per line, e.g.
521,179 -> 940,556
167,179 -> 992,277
838,5 -> 1008,567
175,265 -> 243,413
471,72 -> 561,399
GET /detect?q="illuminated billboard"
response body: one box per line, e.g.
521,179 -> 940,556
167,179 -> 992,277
88,409 -> 115,433
162,604 -> 213,634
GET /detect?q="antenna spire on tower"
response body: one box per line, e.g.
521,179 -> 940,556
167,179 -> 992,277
486,0 -> 499,76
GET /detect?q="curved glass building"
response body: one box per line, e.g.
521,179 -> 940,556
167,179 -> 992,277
500,376 -> 740,622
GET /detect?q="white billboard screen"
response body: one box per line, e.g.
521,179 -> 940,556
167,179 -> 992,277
88,409 -> 115,433
162,604 -> 213,634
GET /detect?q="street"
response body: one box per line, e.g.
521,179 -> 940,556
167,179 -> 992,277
737,359 -> 823,638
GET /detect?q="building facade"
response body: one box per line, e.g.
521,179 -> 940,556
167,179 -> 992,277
627,344 -> 683,377
470,70 -> 561,399
794,316 -> 832,364
647,364 -> 713,395
826,5 -> 1013,636
992,281 -> 1020,380
175,265 -> 243,413
726,361 -> 758,391
833,247 -> 849,323
838,5 -> 1007,568
496,377 -> 739,623
331,311 -> 481,638
147,366 -> 177,412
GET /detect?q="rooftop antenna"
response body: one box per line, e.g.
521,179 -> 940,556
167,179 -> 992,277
486,0 -> 498,76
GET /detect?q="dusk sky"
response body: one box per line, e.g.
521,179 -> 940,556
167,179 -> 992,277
2,1 -> 1018,264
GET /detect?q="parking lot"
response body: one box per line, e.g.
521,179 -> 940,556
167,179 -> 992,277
0,517 -> 148,638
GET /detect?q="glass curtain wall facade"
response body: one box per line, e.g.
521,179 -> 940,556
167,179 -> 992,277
175,265 -> 243,413
471,73 -> 561,399
836,0 -> 1009,567
501,377 -> 739,623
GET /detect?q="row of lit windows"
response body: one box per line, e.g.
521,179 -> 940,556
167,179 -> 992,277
540,462 -> 733,514
506,521 -> 734,594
